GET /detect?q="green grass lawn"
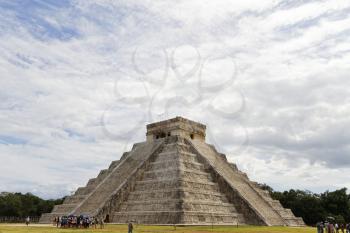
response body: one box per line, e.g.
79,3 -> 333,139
0,224 -> 314,233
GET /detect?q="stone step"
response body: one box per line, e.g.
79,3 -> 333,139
74,186 -> 95,195
108,160 -> 120,170
165,142 -> 190,147
63,195 -> 87,204
83,169 -> 111,190
143,168 -> 212,181
52,204 -> 76,213
268,200 -> 284,210
70,140 -> 165,215
284,217 -> 305,226
228,183 -> 281,221
295,217 -> 306,226
158,151 -> 197,156
128,188 -> 228,202
156,151 -> 197,162
237,213 -> 246,225
149,159 -> 204,171
87,178 -> 97,186
277,209 -> 295,218
256,189 -> 271,198
75,168 -> 115,197
120,199 -> 236,213
162,143 -> 191,152
121,199 -> 234,206
191,140 -> 288,226
145,167 -> 209,176
143,168 -> 180,180
113,211 -> 238,224
183,211 -> 238,224
96,169 -> 109,179
39,213 -> 54,223
134,179 -> 220,192
40,212 -> 76,223
74,187 -> 86,195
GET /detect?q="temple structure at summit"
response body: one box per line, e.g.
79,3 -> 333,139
40,116 -> 305,226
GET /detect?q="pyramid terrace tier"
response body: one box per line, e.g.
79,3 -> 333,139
142,168 -> 213,181
118,199 -> 237,213
134,179 -> 221,192
127,188 -> 230,202
156,151 -> 198,162
113,211 -> 239,225
149,159 -> 205,171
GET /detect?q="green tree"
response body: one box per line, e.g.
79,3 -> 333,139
0,192 -> 65,217
321,188 -> 350,222
268,187 -> 350,225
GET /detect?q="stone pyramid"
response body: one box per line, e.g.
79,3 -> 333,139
40,117 -> 304,226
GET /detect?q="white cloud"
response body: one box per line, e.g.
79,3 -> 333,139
0,0 -> 349,198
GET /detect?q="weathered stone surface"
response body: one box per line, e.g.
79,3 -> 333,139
40,116 -> 305,226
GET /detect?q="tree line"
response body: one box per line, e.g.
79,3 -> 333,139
0,192 -> 64,217
1,188 -> 349,225
260,185 -> 350,225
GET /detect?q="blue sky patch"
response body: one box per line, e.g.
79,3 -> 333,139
0,0 -> 79,40
0,135 -> 27,145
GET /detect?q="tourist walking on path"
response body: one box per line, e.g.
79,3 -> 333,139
325,222 -> 329,233
56,216 -> 60,228
316,222 -> 324,233
341,224 -> 345,233
128,222 -> 133,233
329,223 -> 335,233
25,216 -> 30,226
99,218 -> 104,229
92,217 -> 97,229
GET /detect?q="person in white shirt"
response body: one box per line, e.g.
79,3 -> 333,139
25,216 -> 30,226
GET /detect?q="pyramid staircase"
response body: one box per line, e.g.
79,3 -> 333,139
190,140 -> 304,226
112,136 -> 240,224
40,141 -> 163,223
39,162 -> 121,222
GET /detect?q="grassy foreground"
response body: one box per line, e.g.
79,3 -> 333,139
0,224 -> 314,233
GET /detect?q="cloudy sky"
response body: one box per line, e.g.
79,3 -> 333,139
1,0 -> 350,199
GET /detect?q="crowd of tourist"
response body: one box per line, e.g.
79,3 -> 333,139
316,221 -> 350,233
52,216 -> 134,232
53,215 -> 104,229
